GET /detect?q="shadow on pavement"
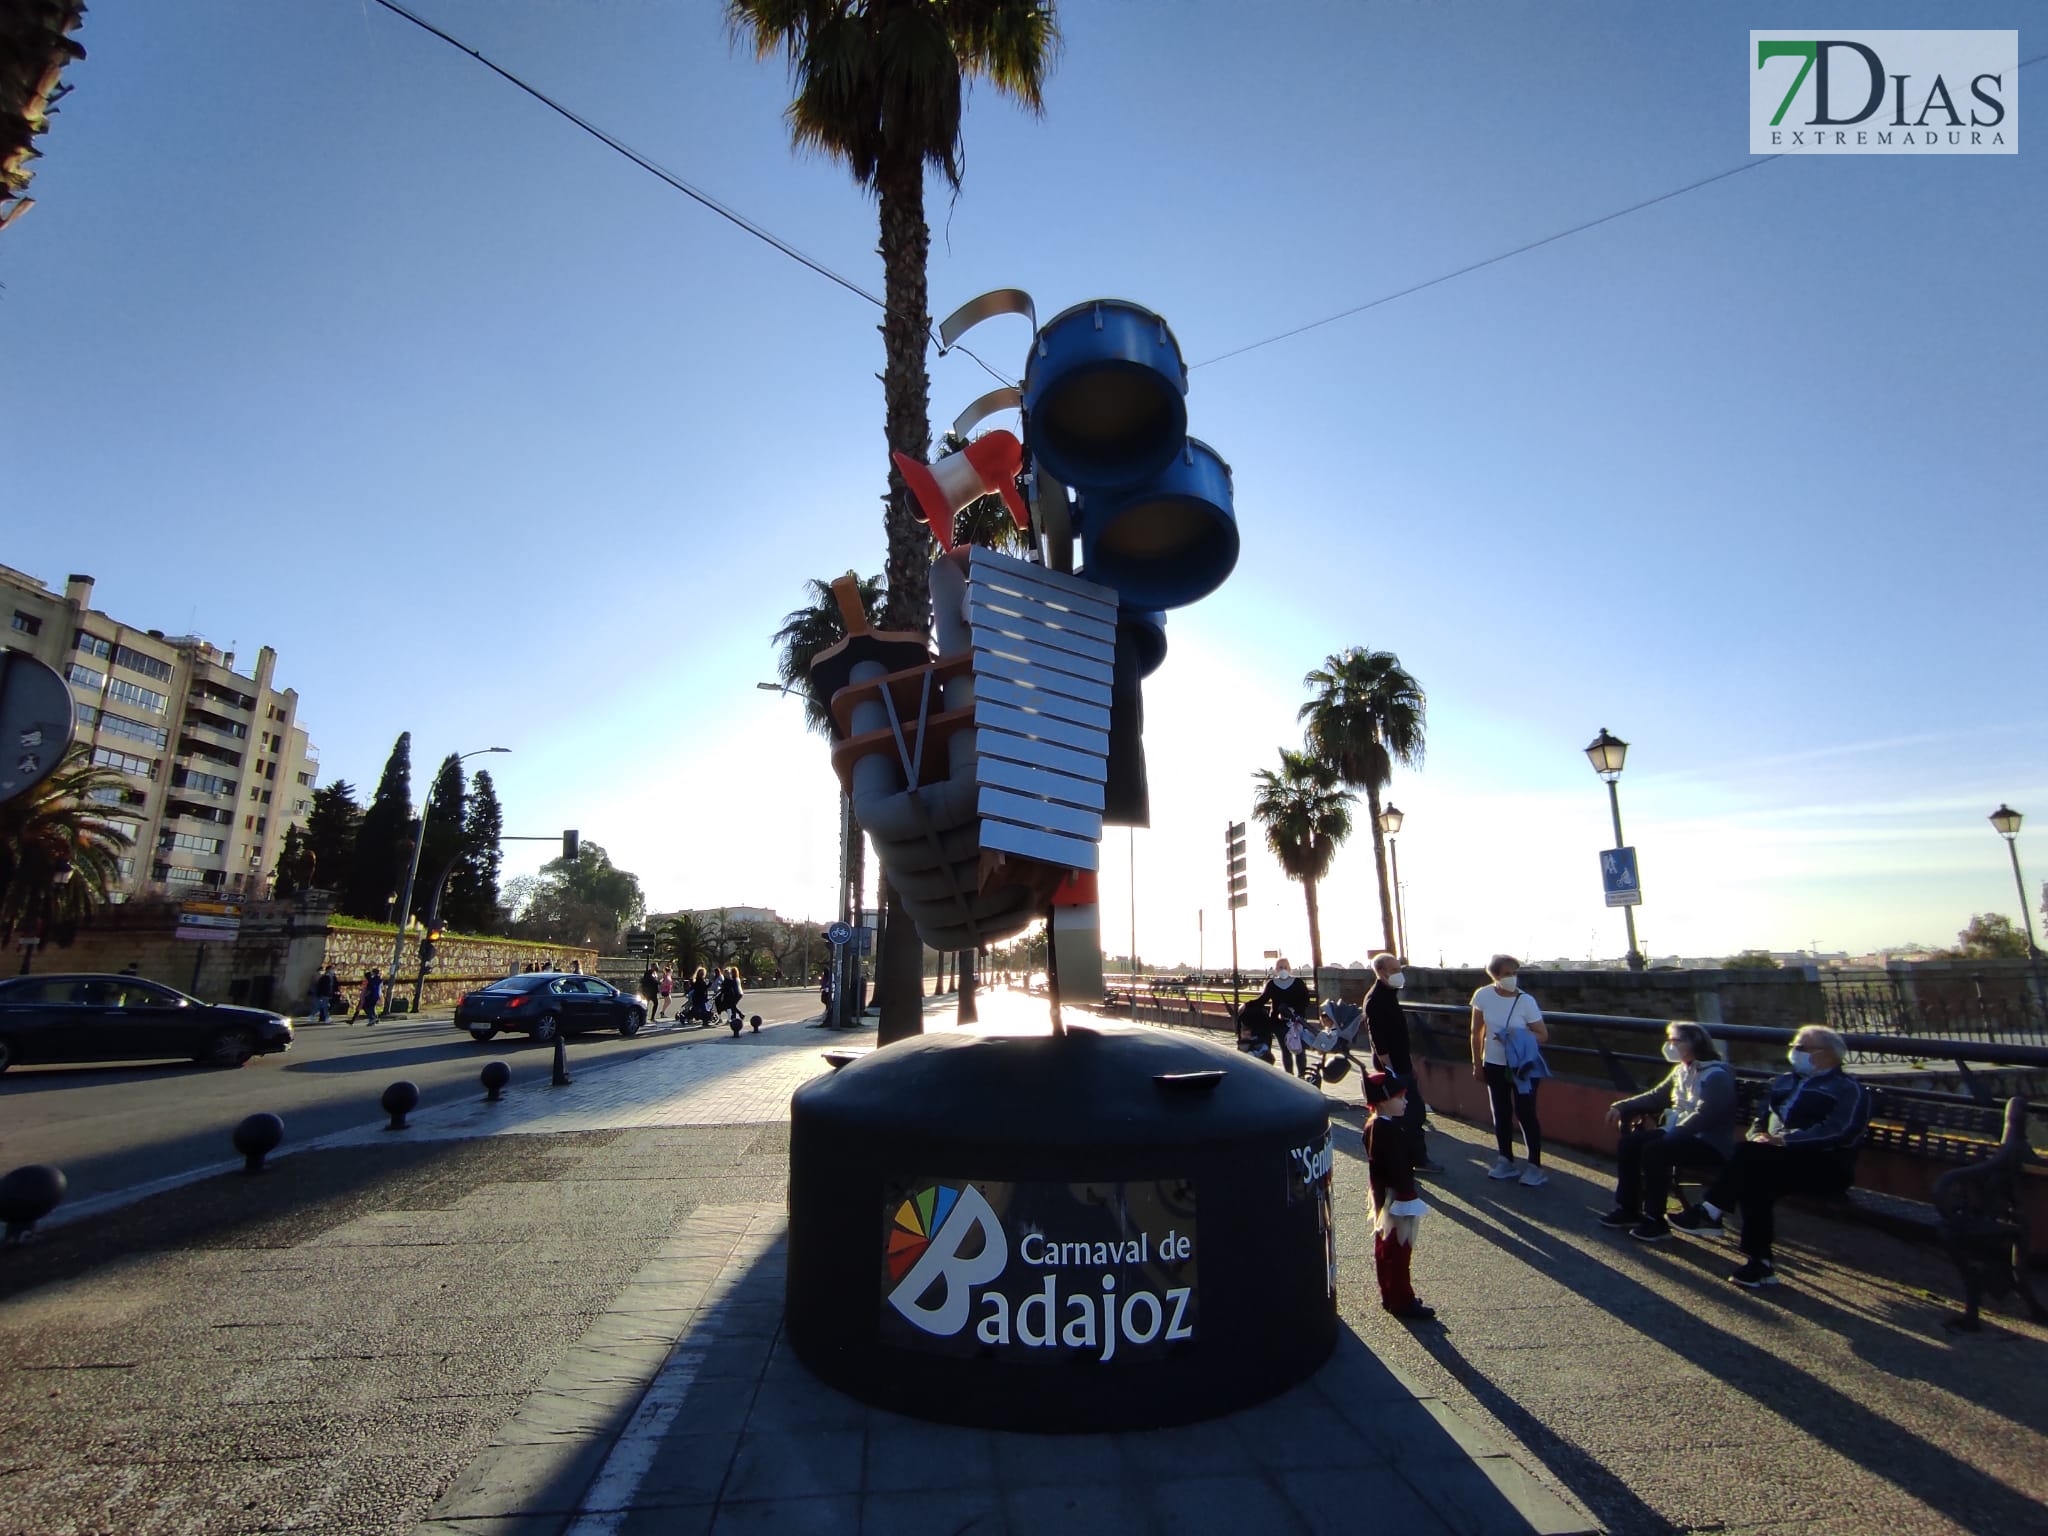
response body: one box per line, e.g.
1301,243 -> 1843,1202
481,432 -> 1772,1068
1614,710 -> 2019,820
1428,1183 -> 2048,1536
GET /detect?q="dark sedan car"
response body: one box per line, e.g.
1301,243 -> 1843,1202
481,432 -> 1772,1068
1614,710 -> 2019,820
454,973 -> 646,1044
0,973 -> 293,1072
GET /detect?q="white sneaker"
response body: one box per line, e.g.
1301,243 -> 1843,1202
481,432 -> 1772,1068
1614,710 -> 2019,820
1485,1158 -> 1520,1181
1518,1167 -> 1549,1188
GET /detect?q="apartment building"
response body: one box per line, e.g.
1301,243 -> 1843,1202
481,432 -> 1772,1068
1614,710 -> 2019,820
3,564 -> 320,902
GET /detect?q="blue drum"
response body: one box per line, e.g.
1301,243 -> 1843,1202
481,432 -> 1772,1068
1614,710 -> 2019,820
1119,609 -> 1168,679
1076,439 -> 1239,611
1023,300 -> 1189,492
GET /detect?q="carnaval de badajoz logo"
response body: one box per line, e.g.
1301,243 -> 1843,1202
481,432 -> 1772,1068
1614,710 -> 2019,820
881,1178 -> 1196,1362
1751,32 -> 2017,154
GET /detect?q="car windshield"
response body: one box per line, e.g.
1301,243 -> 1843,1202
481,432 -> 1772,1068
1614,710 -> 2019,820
479,976 -> 549,994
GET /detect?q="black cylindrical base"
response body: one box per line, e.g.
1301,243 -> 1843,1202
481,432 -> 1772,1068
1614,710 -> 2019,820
787,1024 -> 1335,1432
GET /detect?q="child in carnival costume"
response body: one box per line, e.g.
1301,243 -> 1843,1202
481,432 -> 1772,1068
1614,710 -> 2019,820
1364,1070 -> 1436,1322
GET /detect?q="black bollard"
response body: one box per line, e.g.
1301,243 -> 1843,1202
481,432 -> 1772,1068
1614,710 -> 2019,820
232,1113 -> 284,1174
0,1164 -> 67,1243
381,1080 -> 420,1131
481,1060 -> 510,1102
551,1033 -> 571,1086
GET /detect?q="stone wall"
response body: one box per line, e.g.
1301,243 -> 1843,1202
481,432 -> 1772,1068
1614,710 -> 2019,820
22,894 -> 594,1013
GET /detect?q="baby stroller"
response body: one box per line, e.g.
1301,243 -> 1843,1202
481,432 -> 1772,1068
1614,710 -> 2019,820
1299,1000 -> 1364,1088
1234,998 -> 1276,1063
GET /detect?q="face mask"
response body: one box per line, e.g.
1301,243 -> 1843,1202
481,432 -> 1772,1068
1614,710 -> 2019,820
1387,971 -> 1406,990
1662,1041 -> 1687,1063
1788,1049 -> 1816,1076
1273,969 -> 1291,985
1493,975 -> 1518,992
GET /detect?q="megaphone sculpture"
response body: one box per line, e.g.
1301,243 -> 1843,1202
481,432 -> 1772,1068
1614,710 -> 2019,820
892,432 -> 1030,553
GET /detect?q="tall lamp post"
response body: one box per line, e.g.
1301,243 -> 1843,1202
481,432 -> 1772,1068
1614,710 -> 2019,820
760,681 -> 859,1028
1989,805 -> 2041,962
1584,728 -> 1645,971
387,747 -> 510,1002
1377,804 -> 1408,960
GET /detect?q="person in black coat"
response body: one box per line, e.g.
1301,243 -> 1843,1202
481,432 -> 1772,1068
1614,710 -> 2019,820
1364,952 -> 1441,1172
1254,959 -> 1315,1078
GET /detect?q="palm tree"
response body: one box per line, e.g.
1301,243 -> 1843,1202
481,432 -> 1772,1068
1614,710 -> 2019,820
730,0 -> 1058,1040
727,1 -> 1057,637
0,746 -> 135,948
1249,748 -> 1353,993
1300,648 -> 1426,954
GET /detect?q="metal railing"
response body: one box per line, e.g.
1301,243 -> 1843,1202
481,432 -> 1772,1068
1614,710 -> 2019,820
1820,967 -> 2047,1050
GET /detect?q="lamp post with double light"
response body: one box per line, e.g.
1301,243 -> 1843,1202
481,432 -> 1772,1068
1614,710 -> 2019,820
1584,728 -> 1645,971
1377,804 -> 1408,961
1989,805 -> 2041,963
387,747 -> 510,1001
760,681 -> 859,1028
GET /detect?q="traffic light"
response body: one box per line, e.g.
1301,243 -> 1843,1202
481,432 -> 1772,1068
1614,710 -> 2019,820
563,829 -> 579,862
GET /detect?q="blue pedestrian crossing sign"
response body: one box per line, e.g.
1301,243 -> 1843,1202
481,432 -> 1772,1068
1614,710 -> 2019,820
1600,847 -> 1642,908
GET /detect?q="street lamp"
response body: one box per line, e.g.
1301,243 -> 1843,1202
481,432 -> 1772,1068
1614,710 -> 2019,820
1584,728 -> 1644,971
1377,804 -> 1408,960
761,681 -> 860,1028
1988,805 -> 2041,961
387,747 -> 510,1001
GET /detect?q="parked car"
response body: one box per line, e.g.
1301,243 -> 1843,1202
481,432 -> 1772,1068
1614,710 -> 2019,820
0,973 -> 294,1072
454,973 -> 647,1044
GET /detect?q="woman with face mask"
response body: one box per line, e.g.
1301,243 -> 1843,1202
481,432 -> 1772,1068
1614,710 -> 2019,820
1468,955 -> 1552,1186
1255,959 -> 1315,1078
1671,1025 -> 1871,1289
1599,1023 -> 1738,1241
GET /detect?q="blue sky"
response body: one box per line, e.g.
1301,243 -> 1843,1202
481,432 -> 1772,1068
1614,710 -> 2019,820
4,1 -> 2042,967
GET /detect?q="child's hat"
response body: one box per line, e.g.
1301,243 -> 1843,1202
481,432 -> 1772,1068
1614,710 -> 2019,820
1363,1070 -> 1406,1106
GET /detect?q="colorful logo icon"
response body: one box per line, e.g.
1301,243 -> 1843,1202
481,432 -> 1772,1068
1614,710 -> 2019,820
885,1183 -> 1008,1337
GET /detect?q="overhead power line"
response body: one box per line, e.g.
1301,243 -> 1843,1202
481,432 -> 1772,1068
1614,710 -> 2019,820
364,0 -> 1014,386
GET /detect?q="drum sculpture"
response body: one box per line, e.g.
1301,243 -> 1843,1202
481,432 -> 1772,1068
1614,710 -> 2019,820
789,294 -> 1333,1432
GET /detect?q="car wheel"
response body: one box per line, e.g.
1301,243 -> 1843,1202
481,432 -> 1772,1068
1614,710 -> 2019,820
620,1009 -> 644,1039
202,1028 -> 253,1068
529,1013 -> 559,1045
470,1026 -> 498,1043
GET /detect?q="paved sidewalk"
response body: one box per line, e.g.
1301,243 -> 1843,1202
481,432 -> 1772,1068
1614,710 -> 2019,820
3,989 -> 2043,1535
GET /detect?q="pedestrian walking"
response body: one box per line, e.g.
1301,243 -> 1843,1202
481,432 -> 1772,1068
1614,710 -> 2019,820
657,965 -> 674,1019
1365,953 -> 1441,1172
311,962 -> 339,1024
1469,955 -> 1551,1186
1364,1070 -> 1434,1321
1254,958 -> 1315,1078
638,962 -> 660,1018
349,967 -> 384,1026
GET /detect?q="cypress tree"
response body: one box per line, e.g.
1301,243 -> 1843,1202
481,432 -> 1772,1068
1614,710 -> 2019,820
303,781 -> 361,898
447,769 -> 504,933
343,733 -> 413,919
417,753 -> 466,922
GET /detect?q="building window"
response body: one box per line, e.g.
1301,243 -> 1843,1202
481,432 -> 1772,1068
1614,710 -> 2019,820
101,819 -> 141,841
265,760 -> 277,780
91,746 -> 158,780
170,766 -> 236,797
160,830 -> 224,856
74,630 -> 113,661
255,816 -> 267,833
94,712 -> 169,750
296,770 -> 312,786
260,789 -> 272,805
114,857 -> 135,880
68,662 -> 105,691
162,866 -> 205,886
112,644 -> 174,683
106,677 -> 168,715
11,611 -> 41,636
